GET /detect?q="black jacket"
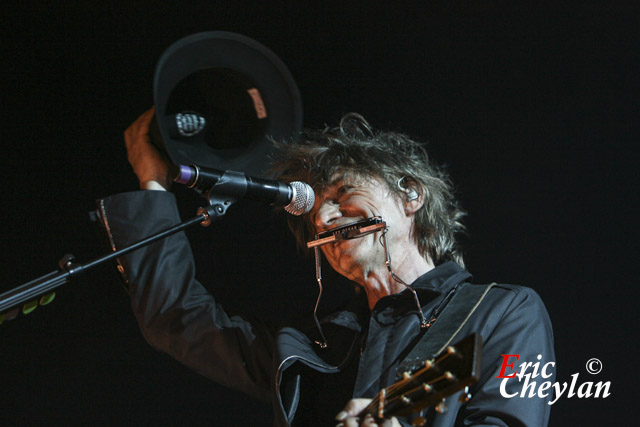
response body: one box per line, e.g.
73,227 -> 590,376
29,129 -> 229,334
96,191 -> 555,426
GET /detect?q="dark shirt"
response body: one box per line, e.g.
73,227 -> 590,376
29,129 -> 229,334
97,190 -> 556,426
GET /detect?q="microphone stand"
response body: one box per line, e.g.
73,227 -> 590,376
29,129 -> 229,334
0,192 -> 234,322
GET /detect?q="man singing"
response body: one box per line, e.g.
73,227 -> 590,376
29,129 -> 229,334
96,107 -> 555,426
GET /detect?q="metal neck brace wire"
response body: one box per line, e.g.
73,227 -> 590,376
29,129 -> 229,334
306,217 -> 428,348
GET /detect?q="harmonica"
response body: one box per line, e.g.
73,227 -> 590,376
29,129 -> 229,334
307,217 -> 386,248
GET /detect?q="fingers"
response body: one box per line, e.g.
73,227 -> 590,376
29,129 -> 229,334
336,399 -> 378,427
123,107 -> 172,189
339,398 -> 372,417
336,398 -> 370,420
335,398 -> 401,427
124,107 -> 155,151
338,415 -> 400,427
381,417 -> 402,427
336,414 -> 380,427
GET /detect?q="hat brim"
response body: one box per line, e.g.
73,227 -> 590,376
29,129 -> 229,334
153,31 -> 303,178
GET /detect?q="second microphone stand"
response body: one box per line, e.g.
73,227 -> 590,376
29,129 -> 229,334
0,190 -> 235,322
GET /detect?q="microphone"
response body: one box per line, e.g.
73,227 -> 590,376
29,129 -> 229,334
174,165 -> 315,216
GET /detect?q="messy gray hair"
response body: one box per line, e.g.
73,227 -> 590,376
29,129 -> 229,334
271,113 -> 466,267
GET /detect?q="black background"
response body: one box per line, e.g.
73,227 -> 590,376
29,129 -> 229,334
1,1 -> 636,425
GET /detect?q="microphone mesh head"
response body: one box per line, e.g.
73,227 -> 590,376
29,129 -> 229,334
285,181 -> 315,216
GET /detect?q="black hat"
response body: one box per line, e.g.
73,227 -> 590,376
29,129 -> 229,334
151,31 -> 303,178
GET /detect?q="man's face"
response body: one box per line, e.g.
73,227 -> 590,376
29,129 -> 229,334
309,173 -> 415,284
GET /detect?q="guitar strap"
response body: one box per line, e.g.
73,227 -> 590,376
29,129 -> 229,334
397,282 -> 495,374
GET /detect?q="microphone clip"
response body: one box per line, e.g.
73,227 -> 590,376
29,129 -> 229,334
199,171 -> 247,224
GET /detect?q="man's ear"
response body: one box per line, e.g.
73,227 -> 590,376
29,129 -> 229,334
397,177 -> 424,215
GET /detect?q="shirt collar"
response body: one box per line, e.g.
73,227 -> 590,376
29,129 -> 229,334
369,261 -> 472,320
410,261 -> 472,294
325,261 -> 472,329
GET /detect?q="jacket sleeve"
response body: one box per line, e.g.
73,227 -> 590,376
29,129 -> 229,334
96,190 -> 275,402
456,285 -> 556,427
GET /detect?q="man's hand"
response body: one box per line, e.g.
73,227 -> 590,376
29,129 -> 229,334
124,107 -> 172,190
335,398 -> 402,427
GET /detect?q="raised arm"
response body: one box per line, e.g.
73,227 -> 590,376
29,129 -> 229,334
94,109 -> 276,401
